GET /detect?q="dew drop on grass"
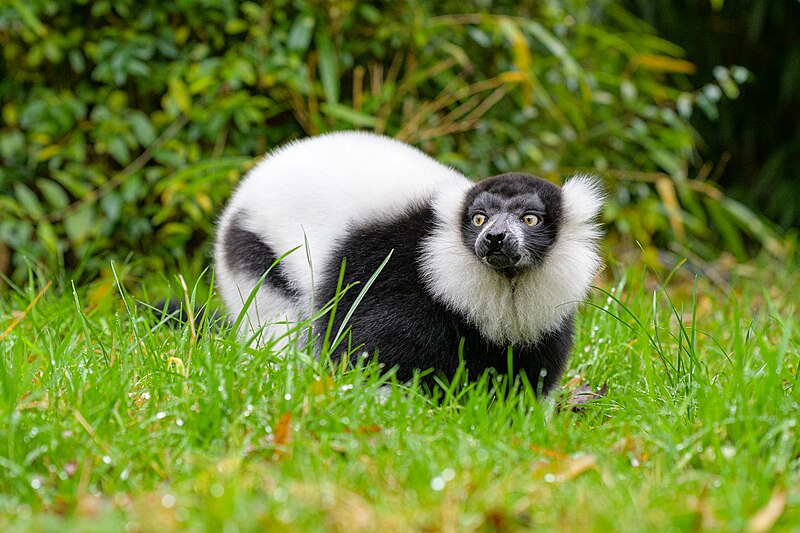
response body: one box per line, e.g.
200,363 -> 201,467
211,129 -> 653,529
721,445 -> 736,459
175,418 -> 184,427
340,384 -> 354,392
120,467 -> 130,481
161,494 -> 176,508
544,474 -> 556,483
284,393 -> 292,401
31,478 -> 42,490
430,477 -> 445,491
58,472 -> 68,481
102,455 -> 112,465
156,411 -> 167,420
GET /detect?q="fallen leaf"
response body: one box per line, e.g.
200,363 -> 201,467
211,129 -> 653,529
559,454 -> 597,481
273,411 -> 293,448
343,424 -> 382,435
75,494 -> 104,518
567,382 -> 608,411
531,453 -> 597,482
746,487 -> 787,533
308,376 -> 335,397
528,444 -> 568,460
564,374 -> 584,389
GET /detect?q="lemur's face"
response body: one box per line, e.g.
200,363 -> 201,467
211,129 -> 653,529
461,174 -> 563,277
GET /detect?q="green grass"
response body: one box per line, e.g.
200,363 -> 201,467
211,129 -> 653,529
1,259 -> 798,532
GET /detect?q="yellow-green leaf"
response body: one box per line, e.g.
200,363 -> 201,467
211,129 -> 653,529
168,78 -> 191,113
631,53 -> 696,74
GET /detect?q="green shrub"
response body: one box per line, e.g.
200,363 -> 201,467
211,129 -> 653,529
0,0 -> 778,285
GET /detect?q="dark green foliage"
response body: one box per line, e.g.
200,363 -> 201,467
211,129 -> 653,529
630,0 -> 800,230
0,0 -> 778,285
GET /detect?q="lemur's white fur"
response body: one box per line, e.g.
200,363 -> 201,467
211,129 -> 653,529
214,131 -> 603,345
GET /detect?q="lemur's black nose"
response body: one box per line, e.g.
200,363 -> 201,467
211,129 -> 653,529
485,230 -> 506,250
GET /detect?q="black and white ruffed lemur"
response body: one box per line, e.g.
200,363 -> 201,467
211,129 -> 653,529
214,132 -> 603,395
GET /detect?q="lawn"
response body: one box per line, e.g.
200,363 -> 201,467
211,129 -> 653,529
1,257 -> 798,532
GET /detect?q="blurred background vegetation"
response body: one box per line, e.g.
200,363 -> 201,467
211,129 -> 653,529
0,0 -> 797,287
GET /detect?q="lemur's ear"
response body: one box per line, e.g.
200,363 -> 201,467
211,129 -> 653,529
561,175 -> 604,224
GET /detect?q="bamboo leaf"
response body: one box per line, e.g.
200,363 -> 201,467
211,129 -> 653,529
320,103 -> 377,128
654,177 -> 685,240
631,53 -> 696,74
316,29 -> 339,105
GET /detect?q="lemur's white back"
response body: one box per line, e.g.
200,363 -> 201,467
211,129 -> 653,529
214,131 -> 471,334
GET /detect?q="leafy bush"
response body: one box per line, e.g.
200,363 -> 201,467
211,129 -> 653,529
0,0 -> 780,285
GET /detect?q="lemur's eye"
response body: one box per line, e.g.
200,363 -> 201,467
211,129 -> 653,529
472,214 -> 487,226
523,214 -> 540,226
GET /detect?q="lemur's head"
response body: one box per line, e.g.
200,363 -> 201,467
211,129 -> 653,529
461,173 -> 563,277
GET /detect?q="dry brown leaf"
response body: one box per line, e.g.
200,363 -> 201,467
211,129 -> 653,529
531,454 -> 597,483
343,424 -> 382,435
309,376 -> 335,397
273,411 -> 293,448
563,373 -> 584,389
528,444 -> 568,460
746,487 -> 787,533
559,454 -> 597,481
567,382 -> 608,411
75,494 -> 104,518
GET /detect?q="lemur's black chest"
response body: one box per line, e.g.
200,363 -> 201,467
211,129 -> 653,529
314,202 -> 574,394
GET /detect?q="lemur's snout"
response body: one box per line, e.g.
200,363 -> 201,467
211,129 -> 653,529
477,218 -> 520,270
484,230 -> 506,251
